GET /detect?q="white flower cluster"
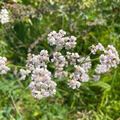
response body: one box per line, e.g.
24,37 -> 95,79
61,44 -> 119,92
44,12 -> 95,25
65,36 -> 77,50
48,30 -> 77,50
17,30 -> 120,99
29,68 -> 56,100
66,52 -> 80,65
0,29 -> 118,100
26,50 -> 49,70
54,70 -> 68,80
100,45 -> 119,68
19,50 -> 57,100
0,9 -> 9,24
68,65 -> 89,89
51,52 -> 68,79
90,43 -> 105,54
0,56 -> 10,74
20,69 -> 31,80
90,44 -> 120,74
90,43 -> 120,81
66,52 -> 92,72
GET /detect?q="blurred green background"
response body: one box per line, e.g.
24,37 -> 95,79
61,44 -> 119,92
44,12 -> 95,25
0,0 -> 120,120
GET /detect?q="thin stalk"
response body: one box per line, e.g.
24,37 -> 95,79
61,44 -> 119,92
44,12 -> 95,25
10,95 -> 23,120
7,64 -> 27,69
80,57 -> 99,65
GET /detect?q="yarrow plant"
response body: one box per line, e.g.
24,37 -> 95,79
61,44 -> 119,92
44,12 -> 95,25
1,30 -> 119,100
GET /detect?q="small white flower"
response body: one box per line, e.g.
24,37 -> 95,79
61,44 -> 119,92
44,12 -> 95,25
66,52 -> 79,65
95,64 -> 110,74
89,45 -> 97,54
51,52 -> 66,67
0,56 -> 10,74
54,70 -> 68,79
93,75 -> 100,82
81,56 -> 92,72
68,79 -> 81,89
90,43 -> 105,54
68,65 -> 89,89
0,9 -> 9,24
20,69 -> 31,80
80,73 -> 89,82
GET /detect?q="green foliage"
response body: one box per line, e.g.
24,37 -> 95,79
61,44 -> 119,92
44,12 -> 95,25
0,0 -> 120,120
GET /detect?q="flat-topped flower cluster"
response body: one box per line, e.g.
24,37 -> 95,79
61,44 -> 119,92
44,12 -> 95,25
0,30 -> 119,100
90,43 -> 120,74
48,30 -> 77,50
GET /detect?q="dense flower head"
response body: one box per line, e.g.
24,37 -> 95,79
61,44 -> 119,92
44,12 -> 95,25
93,44 -> 120,74
51,52 -> 68,79
54,70 -> 68,79
66,52 -> 80,65
0,9 -> 9,24
51,52 -> 67,68
105,45 -> 120,68
68,65 -> 89,89
48,30 -> 66,49
48,30 -> 77,50
0,56 -> 10,74
90,43 -> 105,54
95,64 -> 109,74
66,52 -> 92,73
65,36 -> 77,50
26,50 -> 49,70
29,68 -> 57,100
68,79 -> 81,89
24,50 -> 58,99
74,65 -> 89,82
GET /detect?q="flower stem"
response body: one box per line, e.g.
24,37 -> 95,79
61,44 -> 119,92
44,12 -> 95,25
7,64 -> 27,69
80,57 -> 99,65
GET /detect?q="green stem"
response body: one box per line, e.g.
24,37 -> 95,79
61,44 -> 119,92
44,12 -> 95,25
80,57 -> 99,65
7,64 -> 27,69
91,57 -> 100,62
